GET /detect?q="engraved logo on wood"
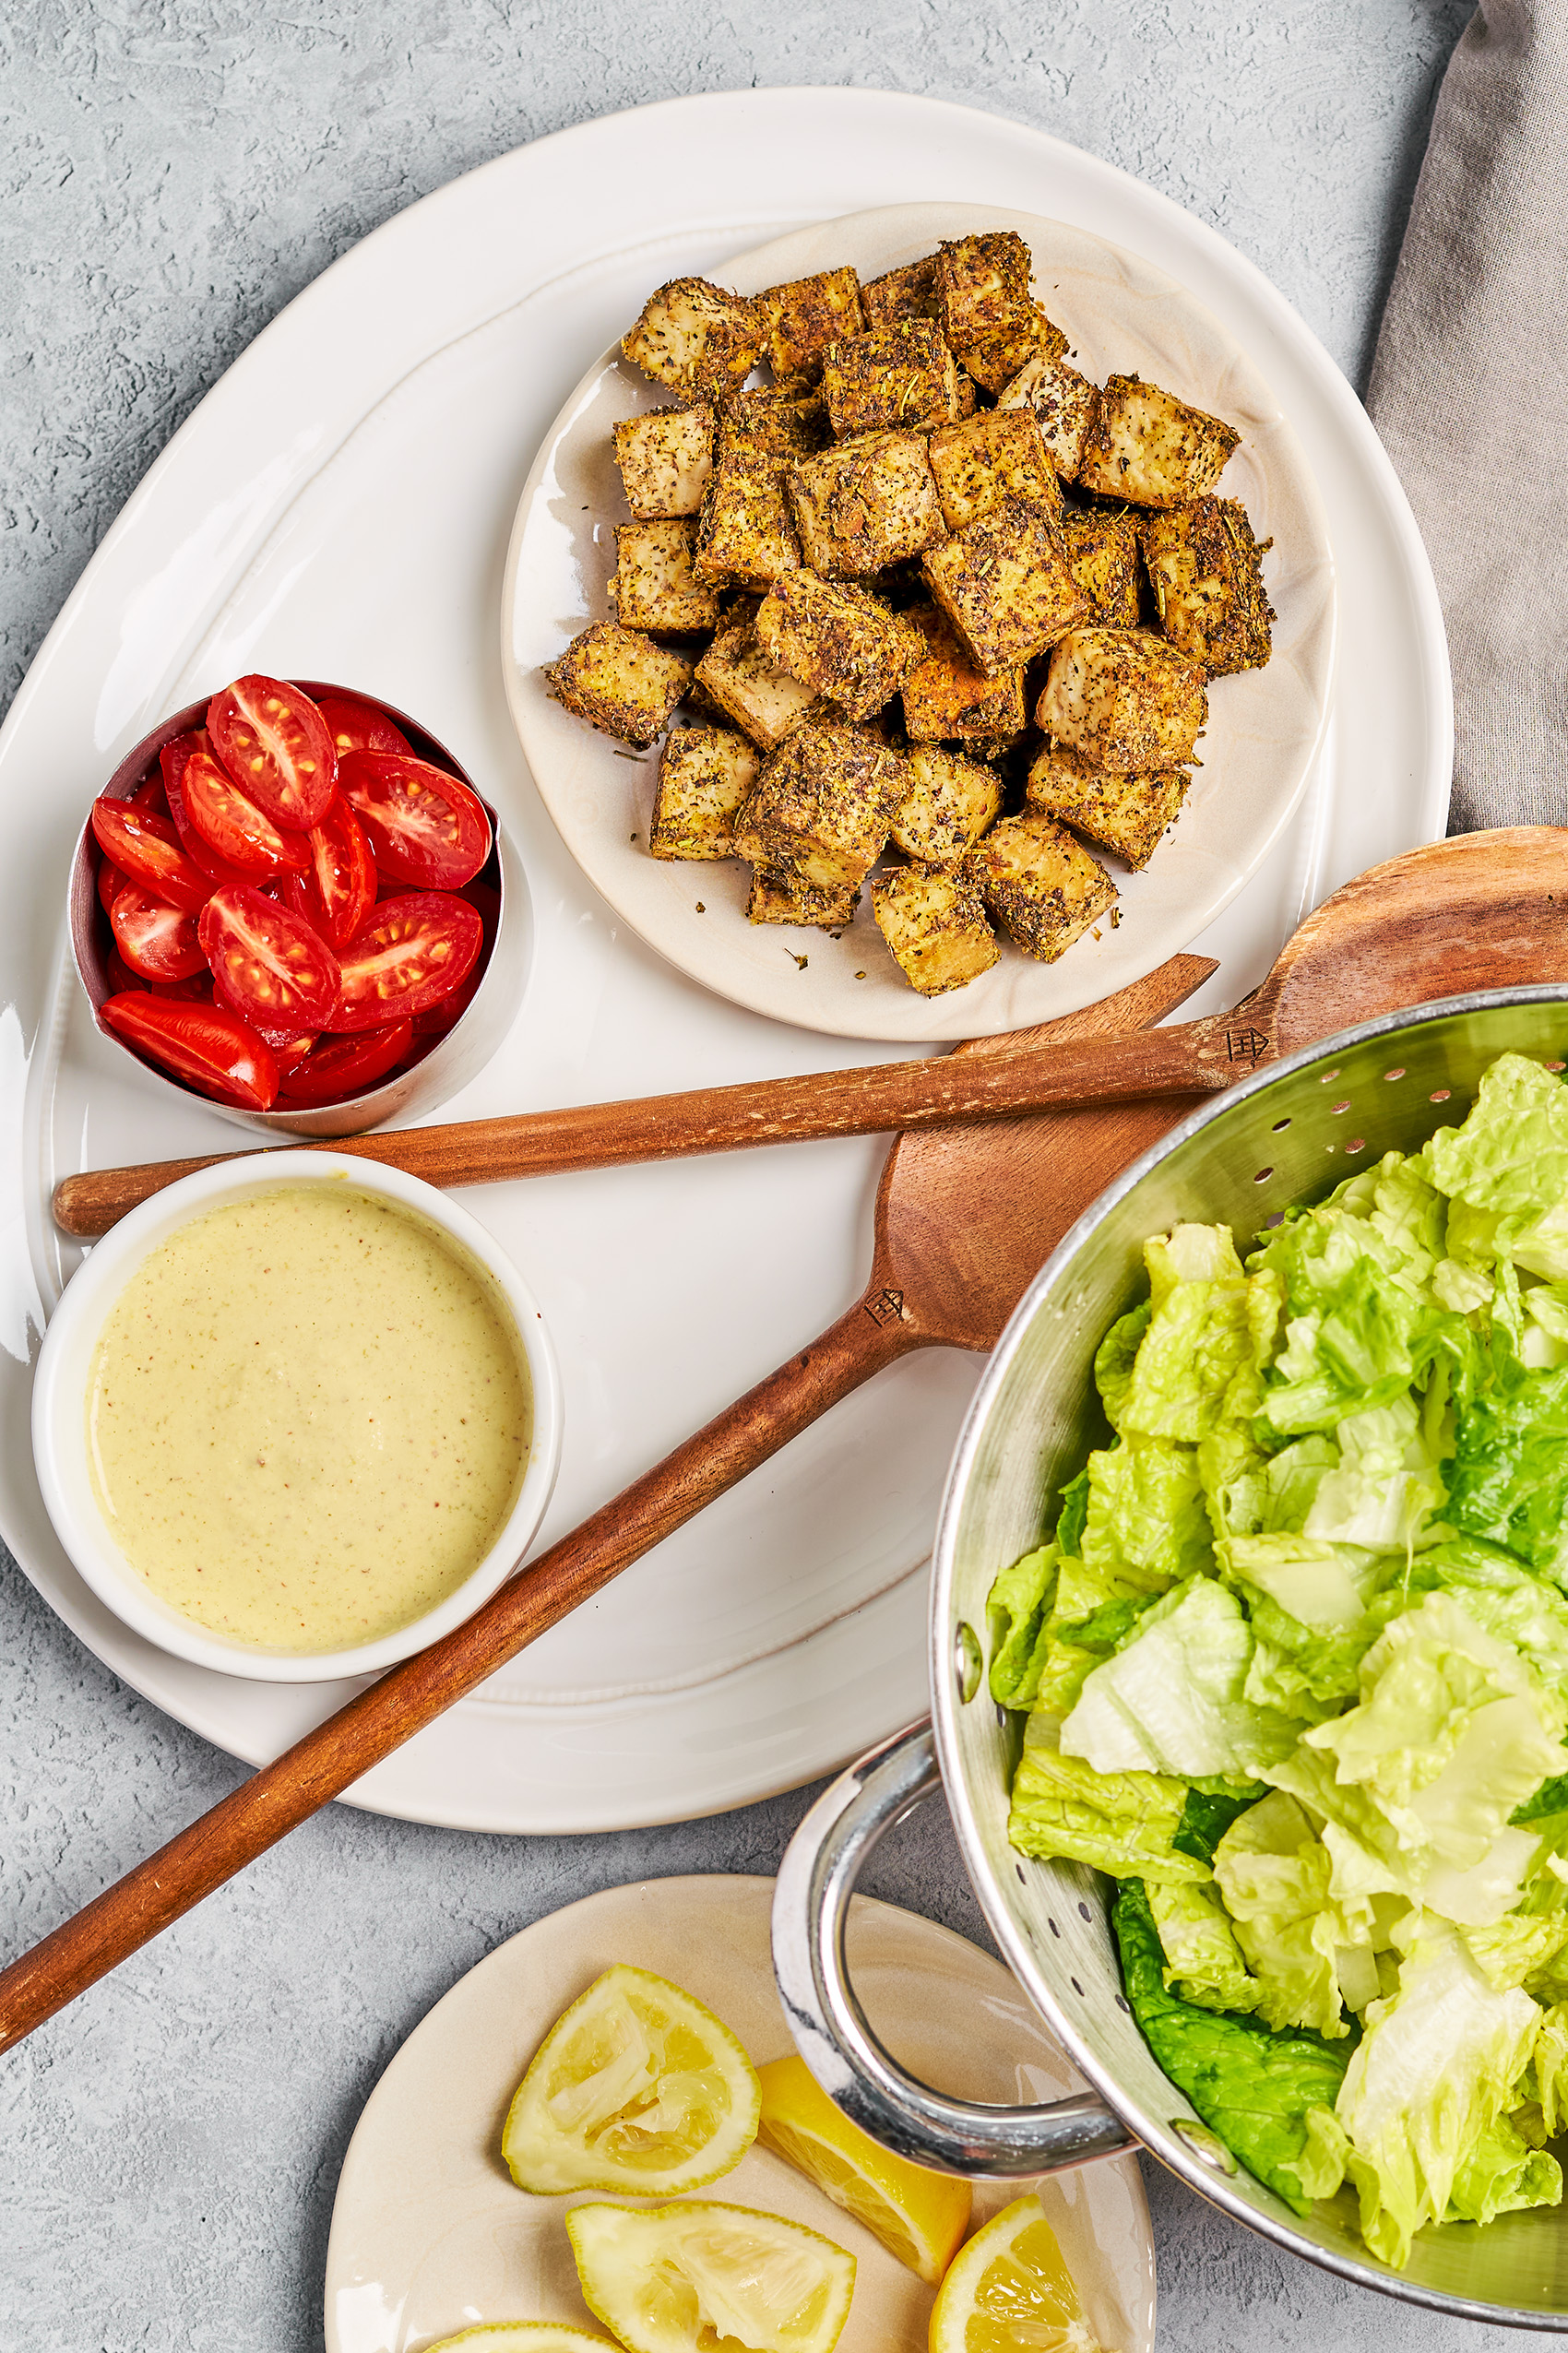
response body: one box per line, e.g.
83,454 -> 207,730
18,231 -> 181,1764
865,1287 -> 907,1327
1225,1027 -> 1271,1064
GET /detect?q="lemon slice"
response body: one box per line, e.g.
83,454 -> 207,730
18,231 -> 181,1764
503,1964 -> 761,2195
566,2199 -> 856,2353
755,2054 -> 971,2283
424,2329 -> 615,2350
928,2193 -> 1106,2353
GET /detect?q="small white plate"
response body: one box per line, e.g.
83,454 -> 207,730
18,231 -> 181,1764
503,202 -> 1336,1042
322,1874 -> 1157,2353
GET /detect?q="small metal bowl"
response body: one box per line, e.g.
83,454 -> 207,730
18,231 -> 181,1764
68,682 -> 529,1138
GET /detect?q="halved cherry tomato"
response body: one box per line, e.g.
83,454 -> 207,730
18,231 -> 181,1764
182,744 -> 309,876
315,695 -> 414,761
328,892 -> 482,1031
89,800 -> 210,914
97,857 -> 131,919
267,1031 -> 318,1076
207,675 -> 337,831
150,969 -> 214,1003
338,751 -> 491,890
277,1019 -> 414,1104
161,732 -> 255,890
292,793 -> 377,950
130,767 -> 168,814
198,884 -> 341,1031
111,885 -> 208,983
100,992 -> 279,1111
105,946 -> 147,996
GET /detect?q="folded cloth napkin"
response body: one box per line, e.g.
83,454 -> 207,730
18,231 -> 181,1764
1367,0 -> 1568,833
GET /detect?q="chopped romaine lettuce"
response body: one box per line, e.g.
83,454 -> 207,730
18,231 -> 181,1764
1172,1783 -> 1264,1868
1079,1439 -> 1215,1594
1146,1880 -> 1260,2012
1422,1053 -> 1568,1279
1061,1576 -> 1302,1780
1212,1790 -> 1354,2038
1007,1718 -> 1210,1884
986,1544 -> 1058,1709
1445,1358 -> 1568,1583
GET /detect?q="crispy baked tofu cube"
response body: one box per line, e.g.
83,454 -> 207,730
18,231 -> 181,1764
735,719 -> 907,890
959,307 -> 1069,398
889,744 -> 1004,863
997,351 -> 1099,478
650,725 -> 761,860
873,864 -> 999,994
927,408 -> 1060,531
1025,744 -> 1188,869
754,571 -> 924,722
861,255 -> 942,329
900,602 -> 1028,742
612,405 -> 714,520
821,320 -> 959,438
546,623 -> 694,749
938,232 -> 1033,351
694,619 -> 820,750
717,388 -> 830,460
788,432 -> 944,578
956,374 -> 981,419
758,267 -> 865,387
623,279 -> 763,398
921,493 -> 1087,675
1036,626 -> 1208,771
1141,496 -> 1274,674
609,520 -> 721,635
746,865 -> 861,928
1062,511 -> 1143,627
1077,374 -> 1241,507
964,810 -> 1117,961
695,450 -> 801,591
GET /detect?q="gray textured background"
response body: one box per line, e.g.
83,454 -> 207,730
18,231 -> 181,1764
2,6 -> 1515,2349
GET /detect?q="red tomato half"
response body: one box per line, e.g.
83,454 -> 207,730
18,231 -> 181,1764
198,885 -> 341,1031
105,946 -> 146,996
315,695 -> 413,761
339,751 -> 491,890
182,745 -> 309,876
161,733 -> 255,890
130,768 -> 168,814
89,800 -> 210,914
277,1020 -> 413,1105
100,992 -> 279,1111
329,893 -> 482,1031
207,675 -> 337,831
97,858 -> 130,918
111,886 -> 208,982
299,793 -> 377,950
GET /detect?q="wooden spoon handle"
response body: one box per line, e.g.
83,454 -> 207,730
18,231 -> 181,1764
0,1298 -> 918,2051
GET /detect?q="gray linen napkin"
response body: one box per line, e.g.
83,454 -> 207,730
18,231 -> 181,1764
1367,0 -> 1568,833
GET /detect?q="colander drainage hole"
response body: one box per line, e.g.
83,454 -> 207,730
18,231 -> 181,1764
1016,1863 -> 1027,1884
1384,1066 -> 1406,1081
1264,1212 -> 1285,1229
1078,1901 -> 1092,1921
1332,1098 -> 1350,1114
1271,1117 -> 1290,1132
1430,1088 -> 1451,1103
1320,1067 -> 1340,1083
1070,1978 -> 1085,1997
1346,1138 -> 1366,1154
1550,1062 -> 1566,1074
1115,1994 -> 1131,2014
1048,1918 -> 1061,1938
1253,1166 -> 1273,1182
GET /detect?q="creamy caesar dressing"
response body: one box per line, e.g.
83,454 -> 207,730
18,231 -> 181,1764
87,1183 -> 532,1652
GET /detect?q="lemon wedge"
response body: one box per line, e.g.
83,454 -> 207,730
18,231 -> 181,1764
928,2193 -> 1107,2353
566,2198 -> 856,2353
503,1964 -> 761,2195
755,2054 -> 971,2283
424,2329 -> 615,2350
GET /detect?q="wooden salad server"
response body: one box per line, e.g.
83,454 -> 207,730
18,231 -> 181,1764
52,827 -> 1568,1242
0,955 -> 1210,2051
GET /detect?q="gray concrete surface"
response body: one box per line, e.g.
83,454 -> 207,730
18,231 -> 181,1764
2,6 -> 1524,2349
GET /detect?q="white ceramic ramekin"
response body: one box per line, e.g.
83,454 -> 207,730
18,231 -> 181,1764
30,1151 -> 563,1682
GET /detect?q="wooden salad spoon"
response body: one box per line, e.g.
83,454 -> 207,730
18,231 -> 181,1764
0,953 -> 1211,2050
52,826 -> 1568,1241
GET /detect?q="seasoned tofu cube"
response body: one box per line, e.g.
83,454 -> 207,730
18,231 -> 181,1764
788,432 -> 944,578
609,521 -> 721,635
650,725 -> 761,860
997,351 -> 1099,478
927,408 -> 1061,531
873,864 -> 999,994
938,232 -> 1034,351
754,571 -> 925,721
1140,496 -> 1274,674
889,744 -> 1004,864
821,320 -> 959,438
694,619 -> 821,750
921,493 -> 1087,675
861,255 -> 942,329
622,279 -> 764,398
1036,626 -> 1208,771
546,623 -> 694,749
1025,744 -> 1188,869
717,388 -> 830,460
1062,511 -> 1143,627
964,810 -> 1117,961
959,307 -> 1069,398
900,601 -> 1028,742
612,405 -> 715,520
955,373 -> 981,418
694,451 -> 801,591
746,865 -> 861,928
758,267 -> 865,388
1076,374 -> 1241,507
734,719 -> 908,890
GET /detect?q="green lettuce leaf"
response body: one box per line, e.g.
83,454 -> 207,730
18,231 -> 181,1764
1301,1396 -> 1443,1553
1422,1052 -> 1568,1279
1146,1879 -> 1261,2012
1061,1576 -> 1303,1780
1226,1532 -> 1383,1633
1241,1587 -> 1378,1717
1079,1438 -> 1214,1595
1443,2111 -> 1562,2227
1054,1466 -> 1090,1559
1401,1534 -> 1568,1702
1095,1302 -> 1151,1435
1172,1783 -> 1264,1868
1529,2002 -> 1568,2133
1446,1359 -> 1568,1584
1212,1789 -> 1352,2038
1113,1226 -> 1281,1444
1006,1718 -> 1210,1884
986,1544 -> 1058,1709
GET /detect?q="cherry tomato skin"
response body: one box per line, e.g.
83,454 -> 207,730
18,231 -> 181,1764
198,884 -> 342,1032
314,695 -> 414,761
301,793 -> 377,950
264,1030 -> 318,1075
207,675 -> 338,831
105,946 -> 147,996
329,892 -> 483,1031
97,858 -> 131,919
111,885 -> 208,982
338,751 -> 492,890
277,1019 -> 414,1104
130,768 -> 168,814
89,799 -> 211,914
100,992 -> 279,1111
182,745 -> 310,877
149,969 -> 215,1003
161,733 -> 255,890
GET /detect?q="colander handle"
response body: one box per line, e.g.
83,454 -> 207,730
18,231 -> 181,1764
772,1720 -> 1134,2177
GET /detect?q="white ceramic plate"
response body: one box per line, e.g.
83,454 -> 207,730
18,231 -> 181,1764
503,202 -> 1336,1042
0,91 -> 1450,1832
322,1875 -> 1157,2353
